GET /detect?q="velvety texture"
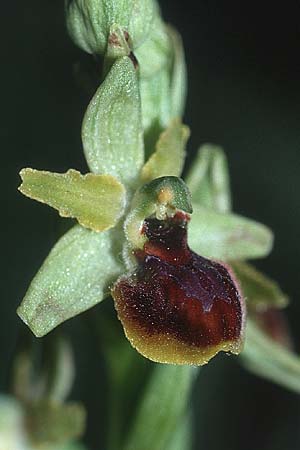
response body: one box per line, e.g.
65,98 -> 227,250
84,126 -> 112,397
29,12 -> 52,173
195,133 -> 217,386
113,213 -> 245,365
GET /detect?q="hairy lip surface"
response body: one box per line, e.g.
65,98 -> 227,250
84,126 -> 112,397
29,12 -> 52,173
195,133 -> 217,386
113,213 -> 245,365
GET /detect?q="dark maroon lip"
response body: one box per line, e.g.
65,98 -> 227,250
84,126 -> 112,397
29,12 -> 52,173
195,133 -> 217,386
113,213 -> 245,363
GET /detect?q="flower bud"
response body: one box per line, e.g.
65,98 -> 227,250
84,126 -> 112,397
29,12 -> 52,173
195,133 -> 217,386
66,0 -> 157,55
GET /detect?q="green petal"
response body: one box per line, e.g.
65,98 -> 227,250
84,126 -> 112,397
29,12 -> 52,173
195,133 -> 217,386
19,169 -> 126,232
241,319 -> 300,393
141,119 -> 190,182
124,365 -> 196,450
66,0 -> 156,55
231,261 -> 289,312
188,204 -> 273,261
82,56 -> 144,188
186,144 -> 231,213
18,225 -> 124,337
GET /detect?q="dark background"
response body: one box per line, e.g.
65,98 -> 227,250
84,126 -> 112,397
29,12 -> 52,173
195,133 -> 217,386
1,1 -> 300,449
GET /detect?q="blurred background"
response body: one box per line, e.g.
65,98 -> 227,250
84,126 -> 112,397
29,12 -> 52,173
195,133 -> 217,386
1,1 -> 300,449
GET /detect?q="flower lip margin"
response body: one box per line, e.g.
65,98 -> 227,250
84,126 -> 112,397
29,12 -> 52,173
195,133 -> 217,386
112,212 -> 246,365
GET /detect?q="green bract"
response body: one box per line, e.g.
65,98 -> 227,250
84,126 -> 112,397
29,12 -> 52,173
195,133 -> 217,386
19,169 -> 126,232
66,0 -> 157,55
82,56 -> 144,188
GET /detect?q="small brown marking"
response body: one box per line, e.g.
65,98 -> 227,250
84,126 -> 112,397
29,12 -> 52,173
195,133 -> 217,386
129,52 -> 139,69
108,32 -> 121,47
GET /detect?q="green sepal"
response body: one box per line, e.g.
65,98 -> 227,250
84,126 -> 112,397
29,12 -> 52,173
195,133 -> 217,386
135,16 -> 171,79
18,225 -> 124,337
141,119 -> 190,182
82,56 -> 144,188
231,261 -> 289,312
186,144 -> 231,213
19,169 -> 126,232
124,365 -> 196,450
66,0 -> 156,55
25,400 -> 86,447
241,319 -> 300,394
188,203 -> 273,261
167,25 -> 187,119
125,176 -> 192,250
140,67 -> 172,135
140,25 -> 186,155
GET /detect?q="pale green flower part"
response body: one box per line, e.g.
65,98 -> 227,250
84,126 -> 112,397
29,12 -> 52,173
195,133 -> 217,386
66,0 -> 157,55
231,261 -> 289,312
19,169 -> 126,233
186,143 -> 231,213
18,226 -> 124,337
82,56 -> 144,188
141,119 -> 190,182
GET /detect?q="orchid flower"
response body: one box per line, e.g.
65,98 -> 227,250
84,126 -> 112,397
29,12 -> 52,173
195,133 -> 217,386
15,1 -> 300,448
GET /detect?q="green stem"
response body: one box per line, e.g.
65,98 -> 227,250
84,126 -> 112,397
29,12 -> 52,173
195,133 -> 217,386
106,385 -> 124,450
